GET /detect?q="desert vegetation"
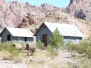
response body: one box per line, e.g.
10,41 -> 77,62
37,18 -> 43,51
0,29 -> 91,68
0,42 -> 28,62
64,40 -> 91,59
36,29 -> 91,68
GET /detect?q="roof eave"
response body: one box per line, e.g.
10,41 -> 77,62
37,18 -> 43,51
34,22 -> 52,36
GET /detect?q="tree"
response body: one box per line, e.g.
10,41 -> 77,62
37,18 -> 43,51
49,28 -> 64,49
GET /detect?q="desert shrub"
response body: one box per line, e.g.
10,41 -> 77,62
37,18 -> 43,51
46,45 -> 58,58
0,51 -> 11,60
2,42 -> 22,56
85,46 -> 91,59
64,40 -> 77,51
2,42 -> 26,59
0,42 -> 28,62
64,40 -> 91,54
37,40 -> 45,50
67,62 -> 79,68
77,41 -> 89,54
0,43 -> 3,51
49,28 -> 64,49
12,52 -> 27,62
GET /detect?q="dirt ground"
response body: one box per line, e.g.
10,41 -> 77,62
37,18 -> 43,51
0,49 -> 76,68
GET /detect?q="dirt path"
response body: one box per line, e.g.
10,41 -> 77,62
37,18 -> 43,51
53,51 -> 73,62
0,60 -> 27,68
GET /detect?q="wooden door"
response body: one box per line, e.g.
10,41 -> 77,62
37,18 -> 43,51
43,34 -> 47,46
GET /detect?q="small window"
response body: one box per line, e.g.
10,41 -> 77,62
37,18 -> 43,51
26,37 -> 33,42
30,38 -> 33,41
25,37 -> 27,42
7,35 -> 10,41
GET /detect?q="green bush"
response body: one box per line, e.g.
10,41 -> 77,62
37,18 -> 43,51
1,42 -> 27,61
64,40 -> 91,55
37,40 -> 45,50
77,41 -> 89,54
46,45 -> 58,58
0,43 -> 3,51
0,42 -> 28,62
86,46 -> 91,59
64,40 -> 77,51
49,28 -> 64,49
2,42 -> 22,56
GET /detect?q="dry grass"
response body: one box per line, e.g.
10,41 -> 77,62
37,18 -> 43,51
11,52 -> 27,62
72,56 -> 91,68
26,49 -> 73,68
27,61 -> 70,68
26,49 -> 91,68
0,42 -> 28,63
0,42 -> 91,68
0,50 -> 27,63
0,48 -> 91,68
32,49 -> 51,62
0,51 -> 11,60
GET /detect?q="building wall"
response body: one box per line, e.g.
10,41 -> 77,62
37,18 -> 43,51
1,29 -> 33,43
64,36 -> 82,44
36,26 -> 82,45
36,26 -> 52,45
12,37 -> 33,43
1,29 -> 13,42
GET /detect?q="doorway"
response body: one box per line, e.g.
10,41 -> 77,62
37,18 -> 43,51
43,34 -> 47,46
7,35 -> 11,41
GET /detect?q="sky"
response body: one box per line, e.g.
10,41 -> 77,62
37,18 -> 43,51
5,0 -> 70,7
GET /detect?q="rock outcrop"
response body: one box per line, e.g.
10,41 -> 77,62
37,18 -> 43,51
66,0 -> 91,21
0,0 -> 91,38
0,1 -> 63,31
0,0 -> 5,5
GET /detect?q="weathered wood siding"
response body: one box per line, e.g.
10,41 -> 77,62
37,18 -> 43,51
1,29 -> 33,43
1,29 -> 13,42
12,37 -> 33,42
36,26 -> 52,45
36,26 -> 82,45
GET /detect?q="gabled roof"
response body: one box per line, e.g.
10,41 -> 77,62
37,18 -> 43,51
36,22 -> 84,37
1,27 -> 34,37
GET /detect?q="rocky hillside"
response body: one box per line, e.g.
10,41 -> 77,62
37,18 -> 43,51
66,0 -> 91,21
0,0 -> 91,38
0,0 -> 62,31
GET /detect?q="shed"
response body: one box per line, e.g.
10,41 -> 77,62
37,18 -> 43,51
35,22 -> 84,45
0,27 -> 35,43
